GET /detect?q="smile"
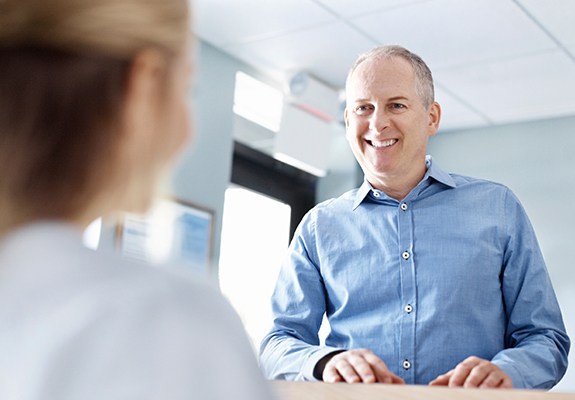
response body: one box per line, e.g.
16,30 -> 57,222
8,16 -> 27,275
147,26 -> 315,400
367,139 -> 398,148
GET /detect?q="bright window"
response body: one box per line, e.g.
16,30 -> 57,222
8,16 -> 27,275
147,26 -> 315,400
233,71 -> 284,132
219,186 -> 290,351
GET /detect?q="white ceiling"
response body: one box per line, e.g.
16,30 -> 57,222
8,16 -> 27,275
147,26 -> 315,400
192,0 -> 575,132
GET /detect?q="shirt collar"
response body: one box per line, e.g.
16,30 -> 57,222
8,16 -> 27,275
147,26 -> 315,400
352,155 -> 456,210
424,155 -> 456,189
353,181 -> 373,210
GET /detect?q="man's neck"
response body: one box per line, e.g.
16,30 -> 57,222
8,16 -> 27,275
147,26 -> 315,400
367,163 -> 428,201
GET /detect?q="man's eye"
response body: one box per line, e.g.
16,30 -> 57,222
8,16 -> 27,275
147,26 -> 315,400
389,103 -> 407,110
354,105 -> 373,114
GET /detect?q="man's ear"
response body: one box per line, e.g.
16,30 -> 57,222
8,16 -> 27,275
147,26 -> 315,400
427,101 -> 441,137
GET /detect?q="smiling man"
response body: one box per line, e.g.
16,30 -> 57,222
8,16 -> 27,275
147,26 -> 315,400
259,45 -> 569,389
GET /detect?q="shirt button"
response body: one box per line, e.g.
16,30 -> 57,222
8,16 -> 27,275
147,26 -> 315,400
404,304 -> 413,313
403,360 -> 411,370
402,251 -> 410,260
400,203 -> 408,211
373,191 -> 380,197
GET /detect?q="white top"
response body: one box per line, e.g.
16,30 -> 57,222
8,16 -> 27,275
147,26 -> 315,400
0,222 -> 275,400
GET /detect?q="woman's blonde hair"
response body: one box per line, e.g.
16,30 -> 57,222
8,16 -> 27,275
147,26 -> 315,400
0,0 -> 189,231
0,0 -> 188,57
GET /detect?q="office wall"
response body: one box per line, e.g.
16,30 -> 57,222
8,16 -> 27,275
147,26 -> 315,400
171,40 -> 281,275
427,115 -> 575,391
169,41 -> 237,276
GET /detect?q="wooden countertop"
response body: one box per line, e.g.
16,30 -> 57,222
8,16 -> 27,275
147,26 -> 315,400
272,381 -> 575,400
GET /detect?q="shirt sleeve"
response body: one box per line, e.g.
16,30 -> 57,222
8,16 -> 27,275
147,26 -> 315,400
259,211 -> 344,381
491,188 -> 570,389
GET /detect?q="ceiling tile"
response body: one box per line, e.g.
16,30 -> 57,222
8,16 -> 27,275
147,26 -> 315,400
314,0 -> 430,19
517,0 -> 575,47
221,22 -> 374,88
437,50 -> 575,124
193,0 -> 335,47
434,87 -> 489,132
349,0 -> 557,70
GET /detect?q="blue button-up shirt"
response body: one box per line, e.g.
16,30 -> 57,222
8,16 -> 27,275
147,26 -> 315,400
260,157 -> 569,388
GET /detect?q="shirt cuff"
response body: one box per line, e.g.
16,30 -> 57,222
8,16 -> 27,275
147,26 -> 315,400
301,347 -> 345,381
492,359 -> 525,388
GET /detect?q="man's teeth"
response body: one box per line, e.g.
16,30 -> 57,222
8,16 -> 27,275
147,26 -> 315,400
371,139 -> 398,148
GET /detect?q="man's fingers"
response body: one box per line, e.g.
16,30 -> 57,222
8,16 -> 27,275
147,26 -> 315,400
483,374 -> 512,389
462,359 -> 492,388
322,367 -> 343,383
352,355 -> 385,383
363,353 -> 405,384
322,349 -> 404,384
345,352 -> 377,383
324,351 -> 370,383
478,372 -> 505,389
447,361 -> 475,387
429,357 -> 513,389
477,369 -> 513,389
331,356 -> 364,383
429,370 -> 453,386
390,374 -> 406,384
460,357 -> 513,389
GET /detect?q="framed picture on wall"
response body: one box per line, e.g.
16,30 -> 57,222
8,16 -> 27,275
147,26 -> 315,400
117,198 -> 214,273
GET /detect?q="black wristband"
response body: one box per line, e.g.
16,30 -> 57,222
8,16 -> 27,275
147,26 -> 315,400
313,350 -> 346,380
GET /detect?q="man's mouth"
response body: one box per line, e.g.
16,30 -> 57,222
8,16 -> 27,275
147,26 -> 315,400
367,139 -> 398,148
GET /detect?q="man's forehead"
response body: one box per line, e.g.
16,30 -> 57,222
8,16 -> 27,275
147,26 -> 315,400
356,56 -> 413,78
346,57 -> 416,99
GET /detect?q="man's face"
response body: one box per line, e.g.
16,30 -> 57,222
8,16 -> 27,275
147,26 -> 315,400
344,56 -> 440,189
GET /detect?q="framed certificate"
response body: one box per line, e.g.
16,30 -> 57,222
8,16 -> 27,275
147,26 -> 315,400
117,198 -> 214,272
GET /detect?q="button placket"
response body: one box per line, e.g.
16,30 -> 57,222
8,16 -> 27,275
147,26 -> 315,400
397,197 -> 416,383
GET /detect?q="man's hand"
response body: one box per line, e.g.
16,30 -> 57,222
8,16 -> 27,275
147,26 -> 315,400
321,349 -> 405,384
429,356 -> 512,388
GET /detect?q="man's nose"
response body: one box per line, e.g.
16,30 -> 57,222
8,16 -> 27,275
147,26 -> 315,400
369,108 -> 389,134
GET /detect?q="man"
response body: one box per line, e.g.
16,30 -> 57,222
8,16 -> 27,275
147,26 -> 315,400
259,45 -> 569,389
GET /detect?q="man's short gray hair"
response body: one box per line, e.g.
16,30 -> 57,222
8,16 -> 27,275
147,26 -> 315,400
346,45 -> 435,108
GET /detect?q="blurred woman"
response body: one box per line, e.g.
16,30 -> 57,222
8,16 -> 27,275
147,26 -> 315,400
0,0 -> 273,398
